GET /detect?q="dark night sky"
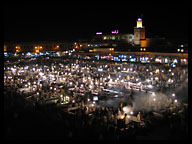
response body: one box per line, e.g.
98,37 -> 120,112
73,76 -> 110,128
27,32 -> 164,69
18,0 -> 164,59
4,2 -> 188,42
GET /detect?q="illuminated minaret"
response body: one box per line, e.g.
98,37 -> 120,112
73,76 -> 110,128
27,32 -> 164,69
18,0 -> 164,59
134,18 -> 145,45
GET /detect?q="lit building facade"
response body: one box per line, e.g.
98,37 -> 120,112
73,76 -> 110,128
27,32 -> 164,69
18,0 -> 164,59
4,41 -> 74,53
4,17 -> 187,54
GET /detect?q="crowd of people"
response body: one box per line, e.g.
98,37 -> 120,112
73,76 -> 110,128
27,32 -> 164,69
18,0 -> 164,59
4,56 -> 188,140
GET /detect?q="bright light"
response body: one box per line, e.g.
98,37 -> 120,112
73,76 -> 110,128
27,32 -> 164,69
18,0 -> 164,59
164,58 -> 168,63
114,95 -> 118,98
148,85 -> 153,88
98,68 -> 103,72
39,72 -> 44,76
123,106 -> 131,114
153,98 -> 156,101
181,49 -> 184,52
152,92 -> 155,96
130,111 -> 133,115
173,59 -> 178,63
172,93 -> 176,97
174,99 -> 178,103
177,49 -> 180,52
120,115 -> 125,119
155,77 -> 158,80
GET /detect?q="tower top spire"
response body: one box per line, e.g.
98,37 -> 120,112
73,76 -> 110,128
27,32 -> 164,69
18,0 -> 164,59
137,18 -> 143,28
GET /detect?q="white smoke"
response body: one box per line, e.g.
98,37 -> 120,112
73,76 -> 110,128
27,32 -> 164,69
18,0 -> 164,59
132,92 -> 171,113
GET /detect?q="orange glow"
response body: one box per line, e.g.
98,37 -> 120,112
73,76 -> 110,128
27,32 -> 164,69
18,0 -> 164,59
4,45 -> 7,52
35,49 -> 39,53
120,115 -> 125,119
137,18 -> 142,28
140,39 -> 150,47
15,45 -> 21,52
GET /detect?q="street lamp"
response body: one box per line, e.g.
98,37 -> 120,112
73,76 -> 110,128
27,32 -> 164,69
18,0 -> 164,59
141,48 -> 146,51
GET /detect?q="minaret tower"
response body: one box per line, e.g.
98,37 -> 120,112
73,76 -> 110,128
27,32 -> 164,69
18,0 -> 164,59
134,18 -> 145,45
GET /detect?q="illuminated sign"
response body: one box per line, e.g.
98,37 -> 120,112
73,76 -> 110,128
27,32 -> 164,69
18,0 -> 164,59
96,32 -> 102,35
130,58 -> 136,62
114,57 -> 120,61
111,30 -> 119,34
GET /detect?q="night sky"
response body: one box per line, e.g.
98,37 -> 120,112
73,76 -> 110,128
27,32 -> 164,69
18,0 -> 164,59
4,2 -> 188,42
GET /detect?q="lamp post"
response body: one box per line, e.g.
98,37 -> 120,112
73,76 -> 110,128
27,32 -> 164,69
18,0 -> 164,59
178,44 -> 184,66
35,46 -> 43,53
